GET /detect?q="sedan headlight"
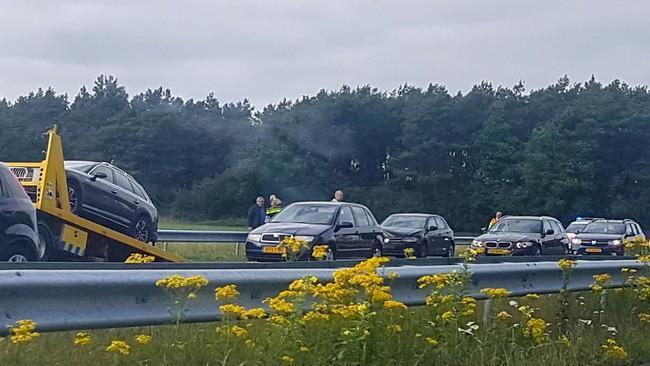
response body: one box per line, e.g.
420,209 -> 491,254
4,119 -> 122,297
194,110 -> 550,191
571,238 -> 582,245
402,237 -> 418,243
247,233 -> 262,242
610,239 -> 622,246
471,240 -> 484,248
384,238 -> 391,244
515,241 -> 533,248
294,235 -> 315,242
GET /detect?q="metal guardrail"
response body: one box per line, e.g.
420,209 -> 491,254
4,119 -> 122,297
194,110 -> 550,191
156,230 -> 477,245
0,258 -> 643,334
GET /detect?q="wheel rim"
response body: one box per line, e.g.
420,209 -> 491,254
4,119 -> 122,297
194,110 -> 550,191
8,254 -> 28,262
448,245 -> 455,257
325,249 -> 334,261
134,219 -> 149,242
373,247 -> 382,257
68,186 -> 78,212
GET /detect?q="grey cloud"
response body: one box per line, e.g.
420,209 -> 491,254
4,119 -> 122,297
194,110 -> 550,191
0,0 -> 649,107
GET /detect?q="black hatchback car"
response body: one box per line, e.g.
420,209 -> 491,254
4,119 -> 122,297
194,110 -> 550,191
381,213 -> 455,257
470,216 -> 568,256
574,219 -> 645,256
64,161 -> 158,242
245,201 -> 384,261
0,162 -> 42,261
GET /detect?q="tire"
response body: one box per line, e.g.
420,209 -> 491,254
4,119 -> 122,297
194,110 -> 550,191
0,244 -> 36,262
37,221 -> 55,260
443,242 -> 455,258
534,244 -> 542,256
132,215 -> 154,243
415,242 -> 427,258
67,179 -> 83,215
372,242 -> 383,257
325,247 -> 336,261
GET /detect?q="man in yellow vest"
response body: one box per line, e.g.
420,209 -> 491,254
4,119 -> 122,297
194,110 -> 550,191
488,211 -> 503,230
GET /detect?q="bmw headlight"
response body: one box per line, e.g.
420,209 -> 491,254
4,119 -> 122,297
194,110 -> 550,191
247,233 -> 262,244
610,239 -> 622,246
515,241 -> 533,248
294,235 -> 315,242
402,237 -> 418,243
384,238 -> 390,244
471,240 -> 483,248
572,238 -> 582,245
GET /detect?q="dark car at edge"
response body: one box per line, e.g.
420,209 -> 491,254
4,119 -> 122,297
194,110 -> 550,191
381,213 -> 455,257
0,162 -> 42,261
245,201 -> 384,261
470,216 -> 568,256
574,219 -> 645,256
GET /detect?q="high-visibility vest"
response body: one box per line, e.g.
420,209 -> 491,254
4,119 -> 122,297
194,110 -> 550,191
488,218 -> 498,229
266,207 -> 283,217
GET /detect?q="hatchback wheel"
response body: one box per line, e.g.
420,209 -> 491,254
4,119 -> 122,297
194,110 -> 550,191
445,243 -> 455,257
133,217 -> 151,243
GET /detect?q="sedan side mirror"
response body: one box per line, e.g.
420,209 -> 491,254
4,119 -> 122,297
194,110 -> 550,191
90,172 -> 107,182
545,229 -> 554,235
481,227 -> 488,234
428,225 -> 438,231
335,221 -> 353,232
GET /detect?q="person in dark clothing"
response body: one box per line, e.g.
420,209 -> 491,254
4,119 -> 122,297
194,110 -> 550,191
248,196 -> 266,229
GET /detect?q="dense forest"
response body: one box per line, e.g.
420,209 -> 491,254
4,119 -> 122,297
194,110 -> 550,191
1,75 -> 649,231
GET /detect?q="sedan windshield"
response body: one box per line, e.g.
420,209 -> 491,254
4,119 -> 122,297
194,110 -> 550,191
582,222 -> 625,234
566,223 -> 587,233
382,215 -> 427,229
489,219 -> 541,233
271,204 -> 337,225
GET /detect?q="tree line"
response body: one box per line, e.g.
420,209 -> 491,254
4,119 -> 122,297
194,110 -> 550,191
1,75 -> 649,232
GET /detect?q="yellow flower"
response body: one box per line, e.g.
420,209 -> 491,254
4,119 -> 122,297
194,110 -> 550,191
523,318 -> 547,344
558,259 -> 577,271
230,326 -> 248,338
301,311 -> 330,323
601,338 -> 628,359
220,303 -> 246,318
241,307 -> 267,319
441,311 -> 455,321
281,355 -> 295,364
481,288 -> 512,298
593,273 -> 611,284
387,272 -> 400,280
418,273 -> 452,289
639,313 -> 650,322
525,293 -> 540,300
215,284 -> 240,301
387,324 -> 402,333
621,268 -> 637,273
135,334 -> 151,345
496,311 -> 512,320
156,274 -> 208,289
425,337 -> 439,347
560,335 -> 571,348
384,300 -> 408,310
638,255 -> 650,263
269,315 -> 290,326
404,247 -> 416,259
73,332 -> 92,346
590,284 -> 603,293
106,340 -> 130,355
245,339 -> 255,348
9,319 -> 40,344
300,346 -> 310,352
311,245 -> 329,260
124,253 -> 155,263
264,297 -> 295,315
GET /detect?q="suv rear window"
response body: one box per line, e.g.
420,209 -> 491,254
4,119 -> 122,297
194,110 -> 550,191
1,166 -> 29,199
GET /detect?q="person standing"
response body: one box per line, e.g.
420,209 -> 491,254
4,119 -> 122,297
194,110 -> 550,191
266,197 -> 283,222
488,211 -> 503,230
247,196 -> 266,230
331,190 -> 344,202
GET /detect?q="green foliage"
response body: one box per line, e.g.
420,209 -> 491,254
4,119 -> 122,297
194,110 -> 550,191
2,75 -> 650,231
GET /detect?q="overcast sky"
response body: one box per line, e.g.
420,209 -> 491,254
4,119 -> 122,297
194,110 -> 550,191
0,1 -> 648,108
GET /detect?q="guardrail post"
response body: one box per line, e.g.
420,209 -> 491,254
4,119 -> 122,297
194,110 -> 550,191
235,242 -> 240,256
482,299 -> 492,326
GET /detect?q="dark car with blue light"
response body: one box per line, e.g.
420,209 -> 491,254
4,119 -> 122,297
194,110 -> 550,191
381,213 -> 454,257
574,219 -> 644,256
245,201 -> 384,261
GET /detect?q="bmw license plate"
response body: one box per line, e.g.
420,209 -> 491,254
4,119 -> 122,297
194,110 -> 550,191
585,248 -> 602,253
487,248 -> 511,255
263,246 -> 286,254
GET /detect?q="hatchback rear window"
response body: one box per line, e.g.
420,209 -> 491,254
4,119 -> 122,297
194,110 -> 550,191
0,165 -> 29,199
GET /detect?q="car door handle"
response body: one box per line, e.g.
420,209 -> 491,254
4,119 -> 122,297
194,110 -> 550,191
133,200 -> 140,205
111,189 -> 118,195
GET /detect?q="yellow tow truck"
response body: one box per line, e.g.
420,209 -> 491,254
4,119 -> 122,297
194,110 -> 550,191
5,128 -> 182,262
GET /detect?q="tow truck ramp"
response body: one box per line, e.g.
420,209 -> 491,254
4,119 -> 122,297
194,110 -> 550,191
6,128 -> 182,262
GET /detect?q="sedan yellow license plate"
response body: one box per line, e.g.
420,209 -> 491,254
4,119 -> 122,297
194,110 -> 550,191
585,248 -> 602,253
263,246 -> 286,254
488,248 -> 511,255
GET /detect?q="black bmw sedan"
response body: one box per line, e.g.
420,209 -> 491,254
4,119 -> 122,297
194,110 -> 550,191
470,216 -> 568,256
245,201 -> 384,261
381,214 -> 455,257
